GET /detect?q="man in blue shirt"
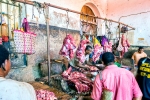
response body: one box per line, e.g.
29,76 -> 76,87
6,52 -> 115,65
137,57 -> 150,100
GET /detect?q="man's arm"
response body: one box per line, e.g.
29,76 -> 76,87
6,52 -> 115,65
86,59 -> 94,66
75,59 -> 89,69
131,53 -> 135,67
133,97 -> 142,100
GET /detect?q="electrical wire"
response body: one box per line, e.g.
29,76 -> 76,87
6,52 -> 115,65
119,10 -> 150,22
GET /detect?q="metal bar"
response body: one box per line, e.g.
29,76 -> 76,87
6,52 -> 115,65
66,10 -> 69,36
13,4 -> 15,29
24,0 -> 27,18
119,10 -> 150,22
12,0 -> 135,30
45,8 -> 51,86
118,23 -> 122,59
119,24 -> 121,39
19,3 -> 21,29
12,0 -> 33,5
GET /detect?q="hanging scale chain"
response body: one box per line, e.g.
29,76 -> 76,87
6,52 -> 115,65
66,10 -> 69,35
33,1 -> 42,18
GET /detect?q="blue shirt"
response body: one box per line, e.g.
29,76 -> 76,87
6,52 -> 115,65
137,57 -> 150,99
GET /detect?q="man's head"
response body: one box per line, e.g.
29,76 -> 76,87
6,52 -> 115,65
85,45 -> 92,55
102,52 -> 115,66
0,45 -> 11,76
138,46 -> 144,53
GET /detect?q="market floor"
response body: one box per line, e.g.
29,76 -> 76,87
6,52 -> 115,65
29,82 -> 72,100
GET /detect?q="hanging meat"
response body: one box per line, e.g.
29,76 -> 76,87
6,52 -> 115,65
59,34 -> 76,60
120,34 -> 130,58
104,41 -> 112,52
76,39 -> 90,63
92,44 -> 103,62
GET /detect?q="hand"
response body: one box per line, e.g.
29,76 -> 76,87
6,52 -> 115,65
86,72 -> 93,78
80,68 -> 86,72
84,67 -> 90,71
85,64 -> 89,67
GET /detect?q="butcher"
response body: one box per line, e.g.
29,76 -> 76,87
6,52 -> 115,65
75,45 -> 93,71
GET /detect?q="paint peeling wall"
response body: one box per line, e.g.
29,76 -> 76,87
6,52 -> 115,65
107,0 -> 150,46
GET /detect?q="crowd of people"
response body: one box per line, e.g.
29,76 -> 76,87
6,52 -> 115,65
0,42 -> 149,100
61,45 -> 149,100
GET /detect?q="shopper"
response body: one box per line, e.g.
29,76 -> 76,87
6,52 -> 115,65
0,45 -> 37,100
91,52 -> 142,100
137,57 -> 150,100
132,47 -> 147,67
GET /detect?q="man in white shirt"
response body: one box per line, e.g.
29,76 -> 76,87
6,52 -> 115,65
0,45 -> 37,100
